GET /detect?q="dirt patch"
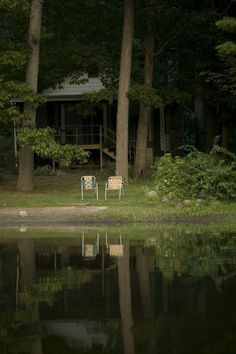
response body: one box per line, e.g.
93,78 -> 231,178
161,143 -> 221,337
0,206 -> 108,225
0,206 -> 227,228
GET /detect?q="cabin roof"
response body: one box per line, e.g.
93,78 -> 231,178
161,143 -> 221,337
42,75 -> 103,101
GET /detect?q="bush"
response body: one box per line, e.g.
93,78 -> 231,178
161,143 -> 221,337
152,153 -> 191,199
152,146 -> 236,200
34,165 -> 56,176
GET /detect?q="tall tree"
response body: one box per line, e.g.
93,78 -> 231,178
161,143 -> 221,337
215,15 -> 236,149
157,0 -> 220,153
17,0 -> 43,191
134,0 -> 156,178
115,0 -> 134,180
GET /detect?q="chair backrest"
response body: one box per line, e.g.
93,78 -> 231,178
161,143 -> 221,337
107,176 -> 123,190
81,176 -> 97,190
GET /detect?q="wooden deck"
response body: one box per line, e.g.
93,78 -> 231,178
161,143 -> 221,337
56,125 -> 117,170
78,144 -> 102,150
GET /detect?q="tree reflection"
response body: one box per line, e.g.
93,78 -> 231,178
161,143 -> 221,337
0,233 -> 236,354
136,245 -> 157,353
18,239 -> 42,354
0,240 -> 92,354
117,241 -> 135,354
134,232 -> 236,354
155,233 -> 236,283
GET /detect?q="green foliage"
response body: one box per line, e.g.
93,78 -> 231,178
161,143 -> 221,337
83,88 -> 118,105
0,81 -> 45,123
216,42 -> 236,57
0,2 -> 42,124
185,146 -> 236,199
159,86 -> 191,104
127,84 -> 190,107
0,51 -> 27,73
152,153 -> 191,199
216,17 -> 236,34
152,146 -> 236,200
17,127 -> 89,166
0,0 -> 29,11
127,84 -> 164,108
203,69 -> 236,96
34,165 -> 56,176
211,16 -> 236,96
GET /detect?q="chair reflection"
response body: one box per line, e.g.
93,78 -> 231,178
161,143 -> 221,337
82,233 -> 100,258
105,233 -> 124,257
81,233 -> 124,258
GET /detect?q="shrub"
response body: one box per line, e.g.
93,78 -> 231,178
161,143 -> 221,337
34,165 -> 56,176
185,147 -> 236,199
152,153 -> 191,199
152,146 -> 236,200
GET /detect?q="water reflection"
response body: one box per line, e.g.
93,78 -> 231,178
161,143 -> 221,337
0,231 -> 236,353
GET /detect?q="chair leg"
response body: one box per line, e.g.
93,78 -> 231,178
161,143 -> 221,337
81,187 -> 83,200
119,188 -> 121,199
105,187 -> 107,200
96,185 -> 98,200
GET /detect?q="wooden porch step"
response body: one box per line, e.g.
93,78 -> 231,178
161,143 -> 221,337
102,148 -> 116,160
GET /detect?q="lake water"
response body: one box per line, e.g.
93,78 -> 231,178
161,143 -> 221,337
0,229 -> 236,354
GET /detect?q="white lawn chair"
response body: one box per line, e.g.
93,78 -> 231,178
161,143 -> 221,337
105,176 -> 123,200
81,176 -> 98,200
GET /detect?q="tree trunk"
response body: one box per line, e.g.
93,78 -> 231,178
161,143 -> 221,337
135,246 -> 153,319
17,0 -> 43,191
206,107 -> 216,152
194,94 -> 206,152
115,0 -> 134,180
222,124 -> 229,149
134,0 -> 156,178
18,239 -> 36,289
170,103 -> 182,155
220,108 -> 230,150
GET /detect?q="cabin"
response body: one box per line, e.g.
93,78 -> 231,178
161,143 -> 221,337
36,74 -> 179,170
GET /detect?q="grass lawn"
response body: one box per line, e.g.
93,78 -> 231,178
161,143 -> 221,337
1,170 -> 236,225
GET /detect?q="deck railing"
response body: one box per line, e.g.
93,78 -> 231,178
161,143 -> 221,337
56,124 -> 101,145
56,124 -> 118,146
55,124 -> 136,163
